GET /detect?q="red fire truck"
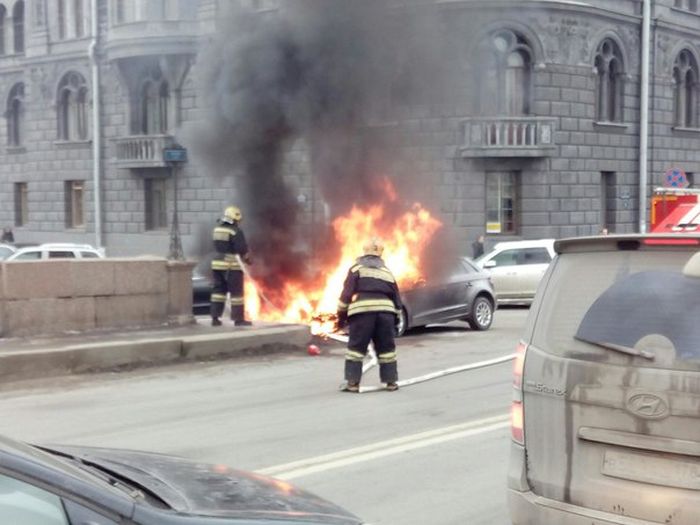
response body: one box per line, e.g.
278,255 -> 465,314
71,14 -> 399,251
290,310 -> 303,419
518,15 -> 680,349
650,187 -> 700,233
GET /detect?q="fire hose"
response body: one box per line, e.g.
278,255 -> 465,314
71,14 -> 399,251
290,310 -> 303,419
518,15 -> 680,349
237,256 -> 514,393
325,331 -> 514,394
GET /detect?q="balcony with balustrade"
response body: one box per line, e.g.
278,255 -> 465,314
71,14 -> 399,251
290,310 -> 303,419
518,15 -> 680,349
113,135 -> 175,169
461,117 -> 557,158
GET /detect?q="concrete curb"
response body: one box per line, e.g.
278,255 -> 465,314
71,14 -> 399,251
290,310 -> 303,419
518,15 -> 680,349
0,325 -> 311,383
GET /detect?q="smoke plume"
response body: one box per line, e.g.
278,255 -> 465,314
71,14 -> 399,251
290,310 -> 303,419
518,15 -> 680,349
193,0 -> 451,294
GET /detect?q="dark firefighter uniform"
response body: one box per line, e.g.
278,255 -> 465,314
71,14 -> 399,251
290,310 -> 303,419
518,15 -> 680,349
337,239 -> 401,391
210,206 -> 252,326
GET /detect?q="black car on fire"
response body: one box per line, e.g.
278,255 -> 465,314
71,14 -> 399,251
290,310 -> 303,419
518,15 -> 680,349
0,434 -> 363,524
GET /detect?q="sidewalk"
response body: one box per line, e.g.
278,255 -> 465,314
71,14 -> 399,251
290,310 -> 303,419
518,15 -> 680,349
0,318 -> 311,383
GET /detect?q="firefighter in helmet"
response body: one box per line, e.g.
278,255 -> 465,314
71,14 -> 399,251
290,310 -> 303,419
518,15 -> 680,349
337,237 -> 402,392
210,206 -> 252,327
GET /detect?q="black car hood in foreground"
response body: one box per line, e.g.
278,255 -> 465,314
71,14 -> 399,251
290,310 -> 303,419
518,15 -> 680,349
46,445 -> 361,524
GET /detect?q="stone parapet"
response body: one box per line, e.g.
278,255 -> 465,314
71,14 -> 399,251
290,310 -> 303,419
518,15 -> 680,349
0,259 -> 195,338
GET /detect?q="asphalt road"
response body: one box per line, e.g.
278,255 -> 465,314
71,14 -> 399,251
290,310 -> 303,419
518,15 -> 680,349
0,308 -> 529,525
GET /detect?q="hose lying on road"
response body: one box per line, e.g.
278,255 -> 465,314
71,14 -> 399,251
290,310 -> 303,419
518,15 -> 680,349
325,333 -> 514,394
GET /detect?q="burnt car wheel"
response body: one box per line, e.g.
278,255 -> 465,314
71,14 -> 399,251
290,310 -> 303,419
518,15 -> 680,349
395,308 -> 408,337
467,296 -> 493,331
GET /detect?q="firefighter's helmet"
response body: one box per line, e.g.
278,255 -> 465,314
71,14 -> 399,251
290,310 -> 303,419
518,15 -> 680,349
223,206 -> 242,223
363,237 -> 384,257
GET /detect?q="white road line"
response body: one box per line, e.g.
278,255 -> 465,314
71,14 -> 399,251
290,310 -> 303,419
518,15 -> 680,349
257,414 -> 510,480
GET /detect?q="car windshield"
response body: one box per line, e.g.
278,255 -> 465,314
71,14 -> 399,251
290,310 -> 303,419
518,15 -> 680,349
531,249 -> 700,369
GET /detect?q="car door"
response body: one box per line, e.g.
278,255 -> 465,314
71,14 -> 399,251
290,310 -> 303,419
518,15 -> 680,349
512,247 -> 552,299
437,259 -> 479,319
483,248 -> 520,300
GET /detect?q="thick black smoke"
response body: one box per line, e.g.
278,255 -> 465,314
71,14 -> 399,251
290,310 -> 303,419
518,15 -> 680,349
193,0 -> 451,295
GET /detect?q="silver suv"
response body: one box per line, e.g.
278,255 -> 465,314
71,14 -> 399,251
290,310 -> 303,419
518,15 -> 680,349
509,235 -> 700,525
6,243 -> 103,261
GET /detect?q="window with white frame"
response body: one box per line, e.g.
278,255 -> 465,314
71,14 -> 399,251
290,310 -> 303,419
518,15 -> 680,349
479,29 -> 533,116
64,180 -> 84,228
486,171 -> 519,234
14,182 -> 27,226
145,178 -> 167,230
57,72 -> 89,141
7,82 -> 24,147
673,50 -> 698,128
594,39 -> 625,122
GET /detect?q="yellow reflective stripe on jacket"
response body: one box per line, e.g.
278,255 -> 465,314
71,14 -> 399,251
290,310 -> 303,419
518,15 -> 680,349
358,267 -> 395,283
348,298 -> 397,316
213,227 -> 236,241
345,350 -> 365,362
337,300 -> 349,311
211,260 -> 242,271
230,297 -> 244,306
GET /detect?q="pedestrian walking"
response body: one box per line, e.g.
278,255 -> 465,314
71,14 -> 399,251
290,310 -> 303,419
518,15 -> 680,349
210,206 -> 253,327
472,234 -> 485,259
1,227 -> 14,244
337,237 -> 402,392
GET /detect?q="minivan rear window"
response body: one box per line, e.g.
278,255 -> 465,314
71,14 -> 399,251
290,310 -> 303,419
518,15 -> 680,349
531,249 -> 700,368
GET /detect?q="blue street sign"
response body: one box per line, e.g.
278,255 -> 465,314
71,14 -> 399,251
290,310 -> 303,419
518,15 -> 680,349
163,147 -> 188,163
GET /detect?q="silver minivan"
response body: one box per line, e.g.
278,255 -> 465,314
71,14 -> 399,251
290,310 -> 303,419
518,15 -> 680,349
509,235 -> 700,525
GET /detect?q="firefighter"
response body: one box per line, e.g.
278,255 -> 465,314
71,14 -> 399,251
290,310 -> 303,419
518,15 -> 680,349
337,237 -> 402,392
210,206 -> 252,327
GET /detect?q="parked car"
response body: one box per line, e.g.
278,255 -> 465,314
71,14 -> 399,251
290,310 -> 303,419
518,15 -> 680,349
509,235 -> 700,525
397,257 -> 496,335
474,239 -> 555,305
0,433 -> 363,524
192,257 -> 214,315
6,243 -> 103,261
0,243 -> 16,260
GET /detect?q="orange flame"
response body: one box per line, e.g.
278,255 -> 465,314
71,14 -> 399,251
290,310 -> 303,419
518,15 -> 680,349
245,180 -> 442,329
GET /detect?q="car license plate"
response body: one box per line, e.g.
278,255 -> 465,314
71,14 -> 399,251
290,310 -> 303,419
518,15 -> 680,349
603,450 -> 700,490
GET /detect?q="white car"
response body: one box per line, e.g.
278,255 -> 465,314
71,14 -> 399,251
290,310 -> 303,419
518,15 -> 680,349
475,239 -> 555,305
0,244 -> 16,260
6,243 -> 104,261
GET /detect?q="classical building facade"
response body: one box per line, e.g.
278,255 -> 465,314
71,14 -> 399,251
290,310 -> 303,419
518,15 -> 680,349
0,0 -> 698,257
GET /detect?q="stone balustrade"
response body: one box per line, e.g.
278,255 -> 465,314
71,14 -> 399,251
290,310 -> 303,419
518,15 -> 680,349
0,258 -> 194,337
113,135 -> 175,169
461,117 -> 557,158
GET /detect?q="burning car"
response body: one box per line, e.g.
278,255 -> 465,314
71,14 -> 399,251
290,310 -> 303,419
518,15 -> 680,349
395,257 -> 496,335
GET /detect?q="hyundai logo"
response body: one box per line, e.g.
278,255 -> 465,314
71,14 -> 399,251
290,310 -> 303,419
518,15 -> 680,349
626,392 -> 669,420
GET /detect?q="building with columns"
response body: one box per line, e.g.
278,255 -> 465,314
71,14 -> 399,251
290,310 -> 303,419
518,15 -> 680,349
0,0 -> 698,257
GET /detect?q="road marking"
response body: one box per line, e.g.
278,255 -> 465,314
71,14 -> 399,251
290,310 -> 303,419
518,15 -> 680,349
257,414 -> 510,480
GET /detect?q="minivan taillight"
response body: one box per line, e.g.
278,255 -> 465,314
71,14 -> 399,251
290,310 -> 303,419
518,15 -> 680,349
511,342 -> 528,446
511,402 -> 524,445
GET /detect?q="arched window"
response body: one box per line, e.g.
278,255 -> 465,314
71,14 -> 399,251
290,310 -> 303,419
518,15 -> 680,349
140,69 -> 169,134
594,39 -> 625,122
0,5 -> 6,55
479,29 -> 533,116
57,72 -> 89,141
12,0 -> 23,53
673,50 -> 699,128
7,82 -> 24,146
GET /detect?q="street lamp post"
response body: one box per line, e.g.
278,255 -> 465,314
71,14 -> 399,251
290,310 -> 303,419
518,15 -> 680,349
163,144 -> 188,261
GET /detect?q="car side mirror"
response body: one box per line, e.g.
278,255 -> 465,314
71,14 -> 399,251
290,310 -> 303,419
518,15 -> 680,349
483,260 -> 497,269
